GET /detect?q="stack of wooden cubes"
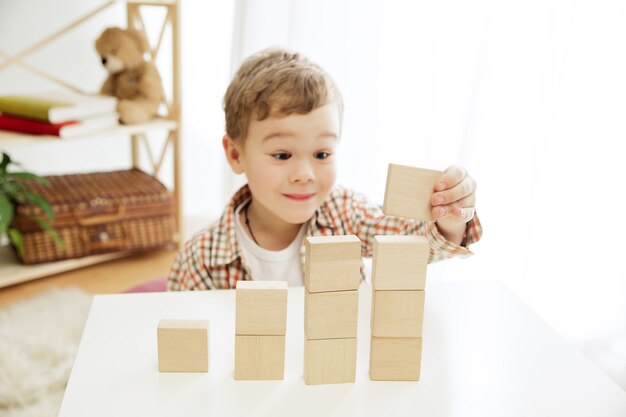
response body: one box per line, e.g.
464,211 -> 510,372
304,235 -> 361,385
369,235 -> 430,381
234,280 -> 288,380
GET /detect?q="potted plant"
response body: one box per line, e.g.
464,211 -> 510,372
0,152 -> 63,259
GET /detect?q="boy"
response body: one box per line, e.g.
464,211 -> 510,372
167,48 -> 481,291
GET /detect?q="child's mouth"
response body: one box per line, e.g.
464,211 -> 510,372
283,193 -> 315,201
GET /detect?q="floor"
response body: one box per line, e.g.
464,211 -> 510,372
0,248 -> 178,308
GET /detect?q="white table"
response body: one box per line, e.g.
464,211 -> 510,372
59,281 -> 626,417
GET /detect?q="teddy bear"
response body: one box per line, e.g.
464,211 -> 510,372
95,27 -> 163,124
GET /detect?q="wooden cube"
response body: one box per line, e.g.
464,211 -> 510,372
371,290 -> 425,337
372,235 -> 430,290
305,290 -> 358,340
305,235 -> 361,293
157,319 -> 209,373
236,281 -> 287,336
304,337 -> 357,385
370,336 -> 422,381
383,163 -> 443,221
234,335 -> 286,380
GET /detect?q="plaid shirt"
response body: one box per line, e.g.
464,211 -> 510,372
167,184 -> 482,291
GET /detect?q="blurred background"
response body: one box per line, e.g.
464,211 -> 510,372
1,0 -> 625,389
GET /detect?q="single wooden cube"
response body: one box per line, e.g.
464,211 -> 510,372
383,163 -> 443,221
235,280 -> 287,336
234,335 -> 286,380
371,290 -> 425,337
370,336 -> 422,381
304,337 -> 357,385
305,289 -> 358,340
157,319 -> 209,373
372,235 -> 430,290
305,235 -> 361,293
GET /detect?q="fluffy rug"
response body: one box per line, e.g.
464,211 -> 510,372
0,287 -> 92,417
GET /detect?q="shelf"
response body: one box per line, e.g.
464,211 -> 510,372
0,119 -> 177,147
0,244 -> 131,288
0,0 -> 182,284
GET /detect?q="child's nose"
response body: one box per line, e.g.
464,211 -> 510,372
289,161 -> 315,183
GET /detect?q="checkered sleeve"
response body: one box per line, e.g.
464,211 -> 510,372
167,234 -> 216,291
337,187 -> 482,263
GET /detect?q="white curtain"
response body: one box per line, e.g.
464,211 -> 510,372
223,0 -> 626,388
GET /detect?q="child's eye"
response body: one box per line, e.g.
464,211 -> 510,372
314,151 -> 331,160
271,152 -> 291,160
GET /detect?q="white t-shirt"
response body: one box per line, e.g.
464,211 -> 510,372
234,199 -> 306,286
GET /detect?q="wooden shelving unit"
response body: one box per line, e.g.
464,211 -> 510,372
0,119 -> 177,147
0,0 -> 182,288
0,245 -> 132,288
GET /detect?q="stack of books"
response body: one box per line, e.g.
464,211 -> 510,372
0,92 -> 119,139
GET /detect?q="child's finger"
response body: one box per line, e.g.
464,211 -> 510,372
432,194 -> 476,218
452,206 -> 476,222
432,176 -> 476,206
435,165 -> 467,191
432,204 -> 475,222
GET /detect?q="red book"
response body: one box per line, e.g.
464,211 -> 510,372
0,113 -> 118,138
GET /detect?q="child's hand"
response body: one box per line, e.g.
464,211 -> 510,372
431,166 -> 477,244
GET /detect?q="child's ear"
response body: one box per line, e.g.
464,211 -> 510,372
222,135 -> 245,174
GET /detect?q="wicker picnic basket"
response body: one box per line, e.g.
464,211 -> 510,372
11,169 -> 175,264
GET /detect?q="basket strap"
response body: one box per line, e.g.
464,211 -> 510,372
72,199 -> 126,226
80,224 -> 130,250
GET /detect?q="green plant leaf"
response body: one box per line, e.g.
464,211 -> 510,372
23,193 -> 55,221
34,217 -> 64,249
5,181 -> 30,202
0,153 -> 11,173
9,172 -> 49,184
1,152 -> 61,254
0,194 -> 13,233
8,228 -> 23,260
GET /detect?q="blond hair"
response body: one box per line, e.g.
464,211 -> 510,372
223,48 -> 343,141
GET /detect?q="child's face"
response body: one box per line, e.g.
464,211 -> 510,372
227,102 -> 340,225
